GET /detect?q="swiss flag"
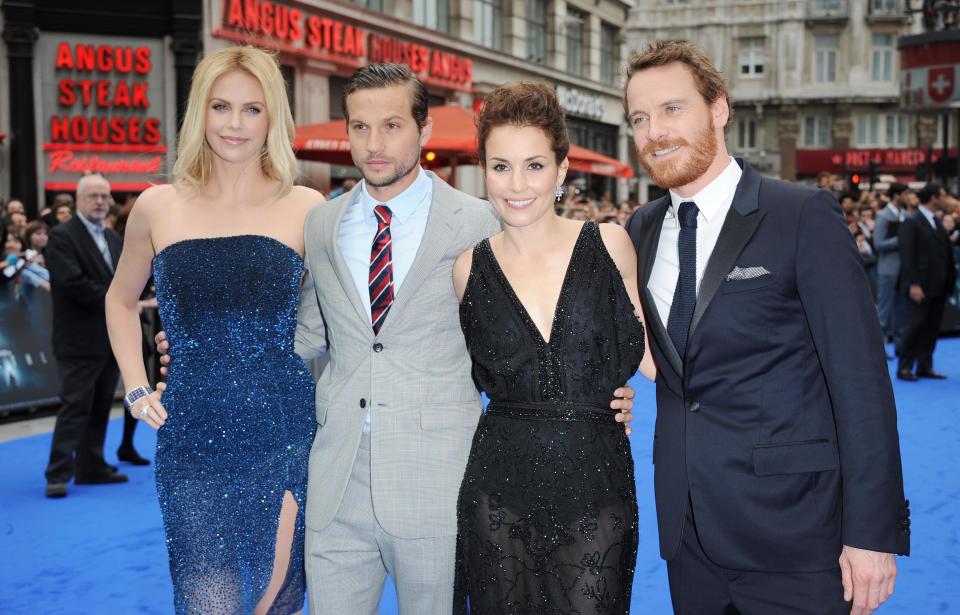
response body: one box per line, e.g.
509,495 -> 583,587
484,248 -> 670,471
928,67 -> 955,103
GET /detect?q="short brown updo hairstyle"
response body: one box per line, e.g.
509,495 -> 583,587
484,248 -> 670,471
477,82 -> 570,166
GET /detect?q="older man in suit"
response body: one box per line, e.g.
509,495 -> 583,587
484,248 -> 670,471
292,64 -> 635,613
624,41 -> 908,615
44,174 -> 127,497
896,182 -> 956,381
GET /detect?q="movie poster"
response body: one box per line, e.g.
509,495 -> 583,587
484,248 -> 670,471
0,279 -> 60,412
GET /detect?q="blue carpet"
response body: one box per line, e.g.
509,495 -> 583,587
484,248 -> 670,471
2,339 -> 959,613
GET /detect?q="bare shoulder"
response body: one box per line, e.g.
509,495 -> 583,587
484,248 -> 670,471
286,185 -> 326,214
453,244 -> 478,301
597,222 -> 638,273
133,183 -> 178,217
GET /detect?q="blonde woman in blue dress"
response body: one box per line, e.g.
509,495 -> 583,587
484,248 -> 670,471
106,46 -> 323,614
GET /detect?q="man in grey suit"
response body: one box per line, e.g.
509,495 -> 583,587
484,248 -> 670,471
875,183 -> 910,351
293,64 -> 636,613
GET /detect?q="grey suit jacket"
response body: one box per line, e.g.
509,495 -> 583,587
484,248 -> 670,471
874,205 -> 901,276
295,172 -> 500,538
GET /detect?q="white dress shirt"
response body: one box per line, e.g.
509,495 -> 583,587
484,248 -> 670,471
918,205 -> 937,230
647,157 -> 742,328
337,166 -> 433,429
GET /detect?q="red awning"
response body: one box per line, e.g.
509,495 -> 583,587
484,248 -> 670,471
294,105 -> 633,179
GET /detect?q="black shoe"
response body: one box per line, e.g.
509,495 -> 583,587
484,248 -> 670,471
897,370 -> 919,382
917,370 -> 947,379
75,471 -> 129,485
117,446 -> 150,466
45,482 -> 68,498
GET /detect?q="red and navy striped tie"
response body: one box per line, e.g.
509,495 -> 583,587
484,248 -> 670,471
369,205 -> 394,335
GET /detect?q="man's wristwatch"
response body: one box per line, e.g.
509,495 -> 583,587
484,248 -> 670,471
123,386 -> 154,411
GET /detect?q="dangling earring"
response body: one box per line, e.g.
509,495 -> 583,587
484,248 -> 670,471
555,185 -> 565,202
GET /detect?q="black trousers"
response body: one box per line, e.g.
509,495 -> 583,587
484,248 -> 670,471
45,354 -> 120,482
898,294 -> 947,375
667,500 -> 848,615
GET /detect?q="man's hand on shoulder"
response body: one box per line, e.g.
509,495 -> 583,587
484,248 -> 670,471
840,545 -> 897,615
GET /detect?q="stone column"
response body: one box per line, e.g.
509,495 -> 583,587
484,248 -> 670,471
2,3 -> 39,215
778,103 -> 799,181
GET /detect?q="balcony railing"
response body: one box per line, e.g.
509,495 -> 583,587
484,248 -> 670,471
806,0 -> 849,24
867,0 -> 906,23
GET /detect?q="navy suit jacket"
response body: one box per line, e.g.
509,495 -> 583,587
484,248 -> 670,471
626,159 -> 910,572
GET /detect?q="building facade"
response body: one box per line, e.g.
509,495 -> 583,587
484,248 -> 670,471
202,0 -> 635,199
626,0 -> 953,191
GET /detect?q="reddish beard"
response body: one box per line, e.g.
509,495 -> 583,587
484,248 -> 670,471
639,121 -> 718,190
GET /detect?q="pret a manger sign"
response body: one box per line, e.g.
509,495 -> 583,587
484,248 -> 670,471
214,0 -> 473,91
39,33 -> 167,190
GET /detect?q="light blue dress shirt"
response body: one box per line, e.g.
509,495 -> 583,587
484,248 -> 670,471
337,167 -> 433,431
918,205 -> 937,230
337,167 -> 433,320
77,211 -> 114,272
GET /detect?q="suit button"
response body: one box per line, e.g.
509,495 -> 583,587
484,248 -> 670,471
373,343 -> 384,352
359,398 -> 367,409
686,401 -> 700,413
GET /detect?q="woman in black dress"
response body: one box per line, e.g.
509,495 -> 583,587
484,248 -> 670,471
453,83 -> 656,613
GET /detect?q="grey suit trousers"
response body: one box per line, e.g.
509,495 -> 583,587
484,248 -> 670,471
305,433 -> 457,614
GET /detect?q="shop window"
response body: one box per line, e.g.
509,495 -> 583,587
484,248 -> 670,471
474,0 -> 504,50
526,0 -> 548,64
600,23 -> 619,86
566,7 -> 586,77
414,0 -> 449,33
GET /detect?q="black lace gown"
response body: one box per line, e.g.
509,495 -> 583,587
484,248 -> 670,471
455,222 -> 645,614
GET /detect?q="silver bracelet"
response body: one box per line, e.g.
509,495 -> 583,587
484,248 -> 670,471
123,386 -> 154,411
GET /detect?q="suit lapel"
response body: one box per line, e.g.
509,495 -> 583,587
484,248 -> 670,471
327,188 -> 371,329
380,175 -> 463,334
69,217 -> 112,281
636,198 -> 684,377
689,159 -> 765,341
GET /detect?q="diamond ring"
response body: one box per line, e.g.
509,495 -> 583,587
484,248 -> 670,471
139,405 -> 149,418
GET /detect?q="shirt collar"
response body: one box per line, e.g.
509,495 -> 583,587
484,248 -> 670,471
886,202 -> 900,214
667,157 -> 742,222
77,211 -> 104,233
359,166 -> 431,224
919,205 -> 936,224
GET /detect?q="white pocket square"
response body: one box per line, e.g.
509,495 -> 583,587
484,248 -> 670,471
726,266 -> 772,282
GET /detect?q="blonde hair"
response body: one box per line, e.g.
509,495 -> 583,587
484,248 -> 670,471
172,46 -> 297,197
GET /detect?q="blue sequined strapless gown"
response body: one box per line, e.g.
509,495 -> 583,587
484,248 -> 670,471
152,235 -> 316,614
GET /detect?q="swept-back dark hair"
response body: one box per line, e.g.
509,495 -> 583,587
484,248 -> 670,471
342,63 -> 428,130
917,183 -> 943,205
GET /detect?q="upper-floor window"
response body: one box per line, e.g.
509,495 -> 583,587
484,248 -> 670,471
600,23 -> 619,85
736,117 -> 758,150
934,114 -> 954,148
738,37 -> 765,78
871,33 -> 894,81
815,0 -> 842,10
350,0 -> 383,10
474,0 -> 504,50
803,114 -> 832,148
414,0 -> 449,33
814,34 -> 838,83
856,113 -> 910,147
870,0 -> 899,14
566,7 -> 586,77
526,0 -> 548,64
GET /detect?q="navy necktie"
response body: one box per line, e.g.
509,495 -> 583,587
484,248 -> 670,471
668,201 -> 699,358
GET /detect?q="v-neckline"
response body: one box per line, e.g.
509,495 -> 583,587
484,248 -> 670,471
485,222 -> 589,346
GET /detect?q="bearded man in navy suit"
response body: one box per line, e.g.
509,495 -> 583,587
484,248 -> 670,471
624,41 -> 909,615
